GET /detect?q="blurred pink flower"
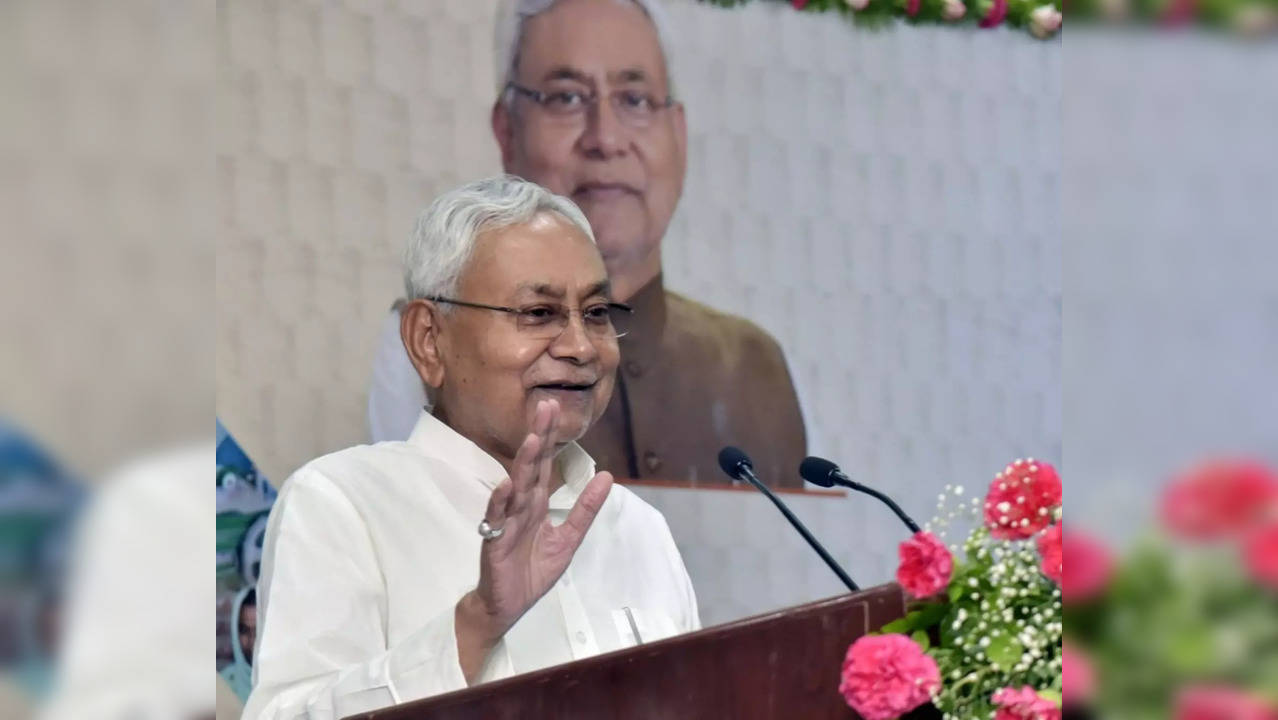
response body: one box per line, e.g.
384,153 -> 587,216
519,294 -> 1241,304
1037,522 -> 1063,584
1243,522 -> 1278,589
1028,4 -> 1064,38
1061,642 -> 1096,705
1160,460 -> 1278,541
1174,685 -> 1278,720
1160,0 -> 1199,25
978,0 -> 1010,27
992,686 -> 1062,720
897,531 -> 954,598
839,634 -> 940,720
941,0 -> 968,20
984,459 -> 1062,540
1062,529 -> 1114,603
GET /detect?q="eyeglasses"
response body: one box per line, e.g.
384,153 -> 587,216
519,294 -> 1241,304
427,296 -> 634,339
505,81 -> 675,129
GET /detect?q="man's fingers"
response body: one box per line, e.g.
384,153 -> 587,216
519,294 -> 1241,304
560,471 -> 614,539
508,431 -> 541,514
531,399 -> 552,439
537,401 -> 561,486
484,476 -> 513,529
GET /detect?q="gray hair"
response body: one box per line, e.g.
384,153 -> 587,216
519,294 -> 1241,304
403,175 -> 596,302
493,0 -> 677,106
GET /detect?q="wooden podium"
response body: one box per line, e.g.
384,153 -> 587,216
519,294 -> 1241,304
347,583 -> 909,720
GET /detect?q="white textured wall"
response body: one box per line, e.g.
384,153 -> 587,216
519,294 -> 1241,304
1062,33 -> 1278,544
216,0 -> 1062,627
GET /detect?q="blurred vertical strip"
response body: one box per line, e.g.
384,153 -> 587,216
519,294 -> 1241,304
1,0 -> 214,717
1063,30 -> 1278,539
1064,29 -> 1278,719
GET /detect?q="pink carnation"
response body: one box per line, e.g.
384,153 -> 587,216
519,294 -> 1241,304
1037,522 -> 1063,584
992,686 -> 1062,720
1243,522 -> 1278,590
1062,528 -> 1114,603
1061,642 -> 1096,705
897,531 -> 954,598
1160,459 -> 1278,541
984,459 -> 1063,540
1174,685 -> 1278,720
839,634 -> 940,720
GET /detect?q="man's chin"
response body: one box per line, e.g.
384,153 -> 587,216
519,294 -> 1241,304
582,209 -> 646,254
551,416 -> 590,447
527,393 -> 593,436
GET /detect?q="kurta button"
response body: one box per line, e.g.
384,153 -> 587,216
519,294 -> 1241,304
643,451 -> 662,473
575,631 -> 587,644
625,360 -> 643,377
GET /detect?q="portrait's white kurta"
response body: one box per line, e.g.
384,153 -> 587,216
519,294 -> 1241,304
243,411 -> 700,720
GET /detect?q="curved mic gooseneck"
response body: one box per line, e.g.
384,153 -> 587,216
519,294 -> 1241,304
799,456 -> 922,534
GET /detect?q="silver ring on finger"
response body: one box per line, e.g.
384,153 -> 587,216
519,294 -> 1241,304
477,518 -> 505,540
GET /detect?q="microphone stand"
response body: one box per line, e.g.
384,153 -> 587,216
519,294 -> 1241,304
842,477 -> 922,534
734,463 -> 860,592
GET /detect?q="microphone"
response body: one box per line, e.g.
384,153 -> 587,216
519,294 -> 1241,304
717,447 -> 859,592
799,456 -> 922,534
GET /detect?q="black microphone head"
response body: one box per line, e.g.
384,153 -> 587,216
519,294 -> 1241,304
717,446 -> 753,479
799,456 -> 841,488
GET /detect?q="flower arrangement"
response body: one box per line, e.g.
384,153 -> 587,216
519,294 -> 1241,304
697,0 -> 1065,39
701,0 -> 1278,39
838,458 -> 1065,720
1064,459 -> 1278,718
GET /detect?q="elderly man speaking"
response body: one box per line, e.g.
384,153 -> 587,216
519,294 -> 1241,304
368,0 -> 807,487
243,176 -> 699,719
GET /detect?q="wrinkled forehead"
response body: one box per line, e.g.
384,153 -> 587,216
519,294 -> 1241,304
460,214 -> 610,300
514,0 -> 669,88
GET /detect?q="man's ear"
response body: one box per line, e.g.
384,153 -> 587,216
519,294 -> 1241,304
400,299 -> 445,390
491,100 -> 517,170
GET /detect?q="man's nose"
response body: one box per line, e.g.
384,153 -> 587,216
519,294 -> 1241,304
547,313 -> 601,364
578,97 -> 628,158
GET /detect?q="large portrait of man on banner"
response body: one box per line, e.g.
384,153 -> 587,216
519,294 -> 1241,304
367,0 -> 808,489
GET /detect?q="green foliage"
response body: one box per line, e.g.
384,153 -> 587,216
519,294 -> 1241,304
693,0 -> 1064,36
696,0 -> 1278,35
879,601 -> 949,634
922,525 -> 1063,719
871,523 -> 1063,719
1065,534 -> 1278,716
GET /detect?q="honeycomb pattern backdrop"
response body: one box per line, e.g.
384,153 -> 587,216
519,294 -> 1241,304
216,0 -> 1062,626
1061,33 -> 1278,545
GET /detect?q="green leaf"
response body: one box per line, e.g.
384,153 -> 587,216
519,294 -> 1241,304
1038,689 -> 1062,706
912,629 -> 931,650
986,634 -> 1023,669
1166,626 -> 1215,674
881,602 -> 950,635
913,602 -> 949,630
879,611 -> 922,635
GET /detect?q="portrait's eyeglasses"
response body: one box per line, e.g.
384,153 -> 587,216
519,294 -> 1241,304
505,82 -> 675,129
427,297 -> 634,340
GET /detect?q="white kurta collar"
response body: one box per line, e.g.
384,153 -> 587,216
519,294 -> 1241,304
404,411 -> 597,510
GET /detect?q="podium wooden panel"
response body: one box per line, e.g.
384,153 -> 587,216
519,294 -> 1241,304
348,583 -> 908,720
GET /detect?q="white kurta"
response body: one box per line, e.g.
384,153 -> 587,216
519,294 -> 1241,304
243,412 -> 700,720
